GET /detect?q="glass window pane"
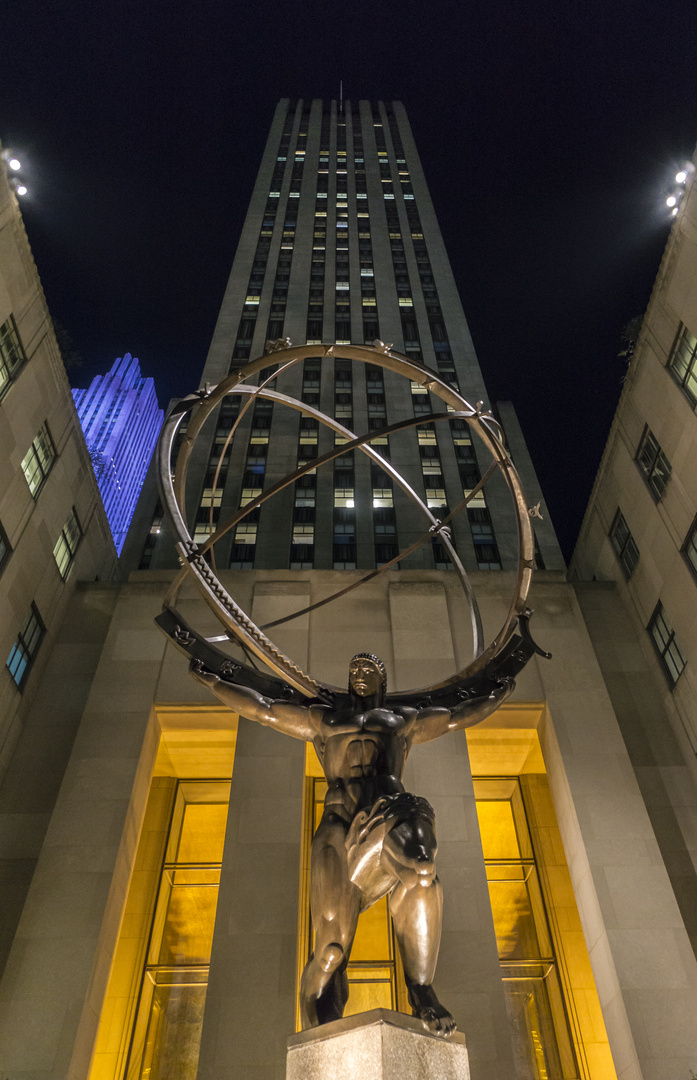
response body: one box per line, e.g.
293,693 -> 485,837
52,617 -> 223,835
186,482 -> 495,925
344,969 -> 394,1017
7,646 -> 27,683
502,970 -> 567,1080
156,879 -> 220,966
137,979 -> 208,1080
487,879 -> 543,960
685,524 -> 697,573
176,803 -> 228,863
349,896 -> 392,963
21,448 -> 40,494
476,800 -> 522,860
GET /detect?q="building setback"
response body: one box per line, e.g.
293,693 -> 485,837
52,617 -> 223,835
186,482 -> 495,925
73,353 -> 163,555
2,103 -> 697,1080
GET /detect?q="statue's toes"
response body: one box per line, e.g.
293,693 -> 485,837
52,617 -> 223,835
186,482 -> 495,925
426,1008 -> 456,1038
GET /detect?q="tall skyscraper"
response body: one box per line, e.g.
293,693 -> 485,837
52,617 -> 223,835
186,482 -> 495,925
73,353 -> 163,554
4,103 -> 697,1080
127,99 -> 563,576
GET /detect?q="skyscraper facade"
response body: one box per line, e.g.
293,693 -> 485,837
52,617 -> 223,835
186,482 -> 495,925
3,103 -> 697,1080
73,352 -> 163,555
126,99 -> 562,576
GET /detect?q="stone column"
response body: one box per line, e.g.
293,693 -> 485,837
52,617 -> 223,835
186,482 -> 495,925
403,733 -> 516,1080
389,576 -> 515,1080
197,581 -> 309,1080
196,719 -> 305,1080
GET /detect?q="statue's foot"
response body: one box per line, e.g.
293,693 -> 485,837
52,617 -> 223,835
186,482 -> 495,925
408,983 -> 456,1038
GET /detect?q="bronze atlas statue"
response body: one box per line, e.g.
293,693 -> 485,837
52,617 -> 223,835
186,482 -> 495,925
154,341 -> 549,1037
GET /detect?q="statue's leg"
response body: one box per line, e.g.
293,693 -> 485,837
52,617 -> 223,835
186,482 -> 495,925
300,812 -> 361,1029
382,808 -> 456,1036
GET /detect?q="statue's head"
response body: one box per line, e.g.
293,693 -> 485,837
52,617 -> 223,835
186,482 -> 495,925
348,653 -> 387,702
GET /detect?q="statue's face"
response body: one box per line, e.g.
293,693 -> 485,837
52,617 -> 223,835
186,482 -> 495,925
349,658 -> 383,698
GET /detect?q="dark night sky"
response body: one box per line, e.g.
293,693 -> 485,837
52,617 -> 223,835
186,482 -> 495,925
2,0 -> 697,559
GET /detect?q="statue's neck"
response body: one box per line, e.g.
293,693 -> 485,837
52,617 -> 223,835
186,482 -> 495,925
349,691 -> 383,711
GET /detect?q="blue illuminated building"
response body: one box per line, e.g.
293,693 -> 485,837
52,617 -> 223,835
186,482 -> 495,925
72,353 -> 163,555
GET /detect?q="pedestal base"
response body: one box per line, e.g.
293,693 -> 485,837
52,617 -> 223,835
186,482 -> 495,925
286,1009 -> 470,1080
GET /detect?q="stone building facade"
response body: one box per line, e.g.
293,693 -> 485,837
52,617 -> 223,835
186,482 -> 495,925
1,105 -> 697,1080
0,147 -> 118,982
570,146 -> 697,1000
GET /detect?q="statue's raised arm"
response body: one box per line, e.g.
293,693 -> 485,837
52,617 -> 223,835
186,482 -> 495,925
410,677 -> 515,745
189,659 -> 323,742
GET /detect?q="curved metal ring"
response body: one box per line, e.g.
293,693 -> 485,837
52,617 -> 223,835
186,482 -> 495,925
156,343 -> 535,699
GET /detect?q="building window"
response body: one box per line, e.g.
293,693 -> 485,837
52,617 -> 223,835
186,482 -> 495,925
234,523 -> 258,545
7,603 -> 45,689
293,524 -> 315,545
200,488 -> 223,508
334,488 -> 354,508
373,488 -> 393,508
0,518 -> 11,576
53,507 -> 82,579
123,780 -> 230,1080
609,509 -> 639,579
0,316 -> 27,400
668,323 -> 697,405
473,777 -> 581,1076
647,602 -> 686,687
21,423 -> 56,497
682,517 -> 697,580
635,427 -> 671,500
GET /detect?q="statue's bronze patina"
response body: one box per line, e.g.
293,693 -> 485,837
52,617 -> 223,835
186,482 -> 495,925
190,651 -> 511,1037
154,342 -> 551,1038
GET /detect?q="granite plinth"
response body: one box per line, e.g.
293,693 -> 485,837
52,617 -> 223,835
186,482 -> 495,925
286,1009 -> 470,1080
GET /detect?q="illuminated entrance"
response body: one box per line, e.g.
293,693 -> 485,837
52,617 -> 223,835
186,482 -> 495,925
88,708 -> 616,1080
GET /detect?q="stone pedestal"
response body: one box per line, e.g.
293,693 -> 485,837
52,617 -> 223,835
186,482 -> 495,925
286,1009 -> 470,1080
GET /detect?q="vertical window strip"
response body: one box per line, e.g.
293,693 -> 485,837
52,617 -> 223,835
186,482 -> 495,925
7,603 -> 45,689
53,507 -> 82,579
608,508 -> 640,579
647,602 -> 686,687
384,110 -> 452,374
21,423 -> 56,497
0,315 -> 28,399
668,323 -> 697,405
231,107 -> 295,364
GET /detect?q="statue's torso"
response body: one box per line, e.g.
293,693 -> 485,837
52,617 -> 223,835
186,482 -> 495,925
315,706 -> 416,819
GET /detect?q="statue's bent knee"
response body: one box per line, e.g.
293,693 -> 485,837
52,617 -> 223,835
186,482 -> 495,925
382,802 -> 438,885
318,941 -> 344,973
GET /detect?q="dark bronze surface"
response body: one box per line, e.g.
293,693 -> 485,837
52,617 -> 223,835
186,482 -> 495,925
188,652 -> 513,1037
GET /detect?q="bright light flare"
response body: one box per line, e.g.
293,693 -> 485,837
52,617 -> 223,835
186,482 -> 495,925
672,207 -> 679,217
8,158 -> 21,171
16,185 -> 27,197
666,195 -> 677,207
676,170 -> 688,184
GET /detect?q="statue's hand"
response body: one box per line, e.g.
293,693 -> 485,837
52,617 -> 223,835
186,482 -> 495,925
490,676 -> 514,704
190,659 -> 220,689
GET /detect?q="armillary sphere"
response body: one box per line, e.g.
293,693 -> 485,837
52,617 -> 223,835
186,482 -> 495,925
155,342 -> 550,709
